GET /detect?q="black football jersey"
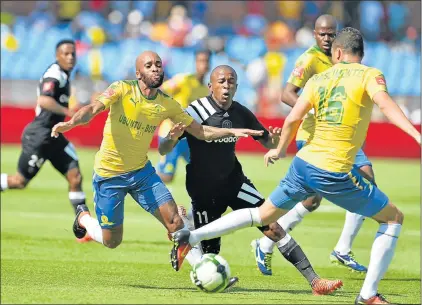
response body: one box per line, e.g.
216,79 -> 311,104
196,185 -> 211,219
183,95 -> 269,184
32,62 -> 71,129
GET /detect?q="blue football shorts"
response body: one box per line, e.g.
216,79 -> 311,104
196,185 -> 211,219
156,137 -> 190,176
269,157 -> 389,217
92,161 -> 174,228
296,140 -> 372,169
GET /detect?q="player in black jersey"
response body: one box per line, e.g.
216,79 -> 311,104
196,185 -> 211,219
1,40 -> 91,242
160,65 -> 343,295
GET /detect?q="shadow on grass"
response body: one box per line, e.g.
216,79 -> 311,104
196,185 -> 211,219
350,277 -> 420,283
379,278 -> 421,282
128,284 -> 355,298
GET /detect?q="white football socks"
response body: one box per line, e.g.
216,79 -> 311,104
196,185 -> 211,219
276,233 -> 292,248
189,208 -> 262,246
334,211 -> 366,255
258,202 -> 309,253
178,206 -> 203,266
79,214 -> 103,244
186,245 -> 203,266
279,201 -> 310,231
1,174 -> 8,190
360,223 -> 401,299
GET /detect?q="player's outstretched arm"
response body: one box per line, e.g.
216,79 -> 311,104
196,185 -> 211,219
373,91 -> 421,145
51,100 -> 105,137
185,120 -> 264,141
258,126 -> 282,149
38,95 -> 74,117
281,83 -> 301,108
264,97 -> 312,166
158,123 -> 185,155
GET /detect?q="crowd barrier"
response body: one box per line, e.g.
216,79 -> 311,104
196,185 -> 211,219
1,105 -> 420,159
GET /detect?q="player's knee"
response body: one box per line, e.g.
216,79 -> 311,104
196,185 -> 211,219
374,203 -> 404,225
302,195 -> 321,212
395,209 -> 404,225
103,237 -> 122,249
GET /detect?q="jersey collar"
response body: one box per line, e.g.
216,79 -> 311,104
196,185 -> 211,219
312,45 -> 332,63
207,95 -> 235,113
313,45 -> 324,53
55,61 -> 71,76
136,81 -> 158,100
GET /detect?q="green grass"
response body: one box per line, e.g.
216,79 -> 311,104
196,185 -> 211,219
1,144 -> 420,304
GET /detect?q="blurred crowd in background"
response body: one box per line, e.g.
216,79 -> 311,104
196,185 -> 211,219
1,0 -> 421,123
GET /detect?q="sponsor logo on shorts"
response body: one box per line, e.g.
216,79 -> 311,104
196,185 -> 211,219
100,215 -> 115,226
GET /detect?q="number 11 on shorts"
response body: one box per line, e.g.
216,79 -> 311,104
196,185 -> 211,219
196,211 -> 208,224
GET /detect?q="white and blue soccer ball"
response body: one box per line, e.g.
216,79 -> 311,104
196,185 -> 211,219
190,253 -> 231,293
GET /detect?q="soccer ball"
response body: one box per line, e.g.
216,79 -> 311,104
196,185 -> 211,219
190,253 -> 231,293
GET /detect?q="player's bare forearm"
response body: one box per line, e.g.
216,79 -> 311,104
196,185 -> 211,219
201,125 -> 234,140
38,96 -> 70,116
277,98 -> 312,153
186,120 -> 264,140
158,137 -> 178,156
281,83 -> 300,108
185,123 -> 232,141
68,101 -> 105,127
277,119 -> 301,154
374,92 -> 421,143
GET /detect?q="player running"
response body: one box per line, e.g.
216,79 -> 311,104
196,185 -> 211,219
171,28 -> 421,304
252,14 -> 370,274
160,65 -> 343,295
156,50 -> 211,183
0,40 -> 91,242
50,51 -> 262,251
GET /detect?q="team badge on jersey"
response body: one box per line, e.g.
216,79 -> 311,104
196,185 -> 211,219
222,120 -> 232,128
292,66 -> 305,78
43,81 -> 55,92
104,87 -> 116,97
375,76 -> 386,85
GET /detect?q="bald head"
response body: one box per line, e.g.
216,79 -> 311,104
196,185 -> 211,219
314,15 -> 337,56
210,65 -> 238,82
315,14 -> 337,30
209,65 -> 238,106
136,51 -> 161,71
135,51 -> 164,89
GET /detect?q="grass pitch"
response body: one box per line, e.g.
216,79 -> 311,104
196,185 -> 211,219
1,144 -> 420,304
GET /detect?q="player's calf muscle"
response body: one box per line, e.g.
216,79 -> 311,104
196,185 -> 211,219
66,168 -> 83,190
261,223 -> 285,241
155,201 -> 184,232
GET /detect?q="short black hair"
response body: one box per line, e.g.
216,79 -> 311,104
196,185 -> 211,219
332,27 -> 364,57
195,48 -> 211,59
56,39 -> 75,51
